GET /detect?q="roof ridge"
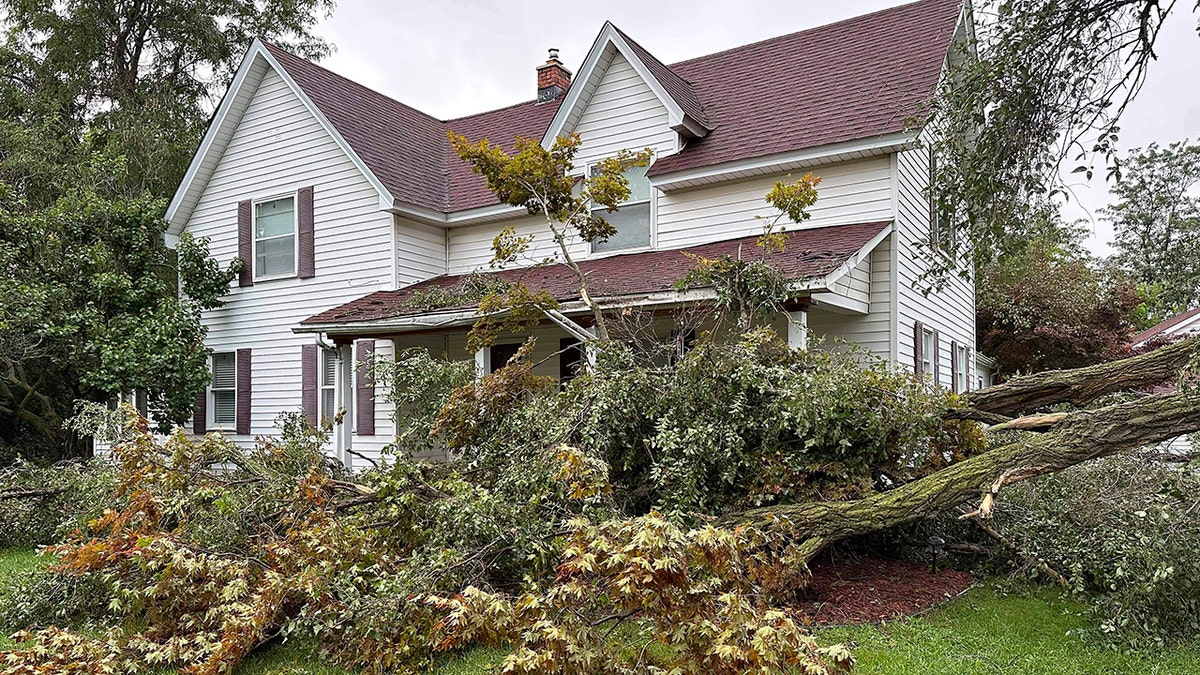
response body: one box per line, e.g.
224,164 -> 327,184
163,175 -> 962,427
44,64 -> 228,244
668,0 -> 954,69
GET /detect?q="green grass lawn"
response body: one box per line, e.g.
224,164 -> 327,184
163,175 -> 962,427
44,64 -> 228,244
2,547 -> 1196,673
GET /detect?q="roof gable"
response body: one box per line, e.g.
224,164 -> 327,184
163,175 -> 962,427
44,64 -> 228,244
541,22 -> 714,148
166,40 -> 396,232
167,0 -> 965,227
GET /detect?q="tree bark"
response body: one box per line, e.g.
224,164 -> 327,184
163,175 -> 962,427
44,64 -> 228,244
964,335 -> 1198,416
725,337 -> 1200,563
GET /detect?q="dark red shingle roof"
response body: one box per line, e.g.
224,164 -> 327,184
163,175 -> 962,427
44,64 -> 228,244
301,220 -> 890,326
263,0 -> 961,214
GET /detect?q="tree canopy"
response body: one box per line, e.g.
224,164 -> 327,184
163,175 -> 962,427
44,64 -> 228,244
1107,140 -> 1200,325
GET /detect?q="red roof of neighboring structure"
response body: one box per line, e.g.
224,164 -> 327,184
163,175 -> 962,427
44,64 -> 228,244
1131,306 -> 1200,347
263,0 -> 962,214
301,221 -> 890,327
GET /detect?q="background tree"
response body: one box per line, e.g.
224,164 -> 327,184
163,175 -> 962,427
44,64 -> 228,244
1106,140 -> 1200,325
0,187 -> 239,459
977,213 -> 1140,378
925,0 -> 1197,280
0,0 -> 334,206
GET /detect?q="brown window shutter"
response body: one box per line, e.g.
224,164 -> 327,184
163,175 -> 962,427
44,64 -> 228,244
355,340 -> 376,436
297,186 -> 315,279
950,340 -> 960,393
301,344 -> 318,426
236,348 -> 252,435
913,321 -> 924,376
932,330 -> 941,386
238,200 -> 253,287
193,390 -> 207,434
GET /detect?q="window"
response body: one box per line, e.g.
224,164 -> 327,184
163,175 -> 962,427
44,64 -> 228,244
320,349 -> 337,422
254,196 -> 296,278
559,338 -> 584,387
489,343 -> 521,374
591,163 -> 652,253
211,352 -> 237,427
955,343 -> 970,393
921,327 -> 935,379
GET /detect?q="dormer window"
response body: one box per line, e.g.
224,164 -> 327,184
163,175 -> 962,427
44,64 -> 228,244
592,164 -> 652,253
254,196 -> 297,279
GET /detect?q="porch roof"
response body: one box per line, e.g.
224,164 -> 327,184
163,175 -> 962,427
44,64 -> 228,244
298,220 -> 891,331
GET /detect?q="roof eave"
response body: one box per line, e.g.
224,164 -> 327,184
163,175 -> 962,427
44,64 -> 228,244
649,131 -> 914,192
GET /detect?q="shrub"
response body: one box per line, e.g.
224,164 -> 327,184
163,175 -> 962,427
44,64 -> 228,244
1001,453 -> 1200,647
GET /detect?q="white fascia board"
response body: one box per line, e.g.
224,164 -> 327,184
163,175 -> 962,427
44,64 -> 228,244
819,222 -> 894,289
649,132 -> 914,192
385,198 -> 526,227
165,41 -> 264,234
166,40 -> 394,235
541,22 -> 707,149
810,291 -> 870,315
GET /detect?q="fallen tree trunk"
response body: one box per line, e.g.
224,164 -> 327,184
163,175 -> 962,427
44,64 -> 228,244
728,337 -> 1200,563
963,335 -> 1199,416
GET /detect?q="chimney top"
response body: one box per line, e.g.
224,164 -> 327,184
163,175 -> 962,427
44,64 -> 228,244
537,49 -> 571,104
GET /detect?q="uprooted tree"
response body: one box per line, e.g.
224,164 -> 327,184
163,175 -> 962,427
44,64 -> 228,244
3,329 -> 1198,673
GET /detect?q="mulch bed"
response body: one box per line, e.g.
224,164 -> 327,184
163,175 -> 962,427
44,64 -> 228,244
794,556 -> 976,625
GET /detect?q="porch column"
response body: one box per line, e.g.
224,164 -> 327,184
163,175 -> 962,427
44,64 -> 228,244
333,343 -> 353,468
787,309 -> 808,351
474,347 -> 490,379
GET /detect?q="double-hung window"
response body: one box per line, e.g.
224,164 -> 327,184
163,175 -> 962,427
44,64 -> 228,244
921,327 -> 935,379
955,343 -> 970,393
592,163 -> 652,253
211,352 -> 237,427
254,196 -> 297,278
320,350 -> 337,422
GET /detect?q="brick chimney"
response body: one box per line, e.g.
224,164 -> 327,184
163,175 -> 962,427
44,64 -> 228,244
536,48 -> 571,103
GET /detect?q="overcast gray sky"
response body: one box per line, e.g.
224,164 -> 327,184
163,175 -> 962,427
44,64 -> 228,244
310,1 -> 1200,256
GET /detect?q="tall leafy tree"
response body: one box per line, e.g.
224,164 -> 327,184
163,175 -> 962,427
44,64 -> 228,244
924,0 -> 1197,280
976,215 -> 1139,378
0,0 -> 335,205
0,186 -> 239,457
1106,141 -> 1200,324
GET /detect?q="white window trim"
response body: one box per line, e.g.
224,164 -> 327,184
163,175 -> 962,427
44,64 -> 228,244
320,348 -> 337,423
251,191 -> 300,282
955,344 -> 970,393
585,157 -> 657,257
921,327 -> 935,381
208,352 -> 237,431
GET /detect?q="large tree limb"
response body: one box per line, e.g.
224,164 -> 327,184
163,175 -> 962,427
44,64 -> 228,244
731,389 -> 1200,563
963,336 -> 1199,416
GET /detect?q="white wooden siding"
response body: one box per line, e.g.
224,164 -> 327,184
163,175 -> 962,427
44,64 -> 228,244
570,53 -> 678,166
657,158 -> 894,248
805,242 -> 894,361
893,146 -> 975,388
446,212 -> 586,276
395,216 -> 447,285
188,66 -> 397,445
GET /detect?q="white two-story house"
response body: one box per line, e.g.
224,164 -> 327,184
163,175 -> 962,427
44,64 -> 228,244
163,0 -> 977,466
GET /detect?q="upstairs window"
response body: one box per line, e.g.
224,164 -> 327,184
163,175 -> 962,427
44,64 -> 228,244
254,196 -> 296,278
320,350 -> 337,422
211,352 -> 237,427
592,164 -> 652,253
